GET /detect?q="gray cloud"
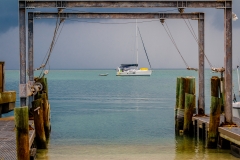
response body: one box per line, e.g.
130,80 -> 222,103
1,0 -> 240,69
0,0 -> 18,33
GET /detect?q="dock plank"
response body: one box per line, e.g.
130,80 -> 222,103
0,118 -> 35,160
193,115 -> 240,146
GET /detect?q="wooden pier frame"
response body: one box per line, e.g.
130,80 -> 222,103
0,117 -> 35,160
0,62 -> 16,117
19,0 -> 233,122
27,11 -> 205,109
193,116 -> 240,149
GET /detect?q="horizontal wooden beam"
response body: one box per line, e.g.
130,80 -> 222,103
20,1 -> 232,9
0,91 -> 16,104
31,12 -> 204,19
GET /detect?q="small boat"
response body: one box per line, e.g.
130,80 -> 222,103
116,64 -> 152,76
233,65 -> 240,118
116,20 -> 152,76
99,73 -> 108,76
233,102 -> 240,118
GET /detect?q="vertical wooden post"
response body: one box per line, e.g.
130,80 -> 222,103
208,96 -> 221,148
32,99 -> 47,149
42,93 -> 51,139
176,77 -> 186,132
19,6 -> 27,107
208,76 -> 221,148
14,106 -> 29,160
35,78 -> 49,99
0,106 -> 2,118
28,12 -> 34,109
202,123 -> 206,141
220,73 -> 225,113
175,77 -> 180,120
183,93 -> 195,135
0,61 -> 4,93
178,77 -> 186,110
185,77 -> 195,95
211,76 -> 220,97
224,5 -> 233,124
198,13 -> 205,115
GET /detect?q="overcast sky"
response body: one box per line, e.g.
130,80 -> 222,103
0,0 -> 240,69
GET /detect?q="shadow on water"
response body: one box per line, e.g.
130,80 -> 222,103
174,134 -> 238,160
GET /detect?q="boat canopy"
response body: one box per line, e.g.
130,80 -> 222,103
120,64 -> 138,68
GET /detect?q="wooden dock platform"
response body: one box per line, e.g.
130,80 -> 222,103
193,115 -> 240,157
0,117 -> 35,160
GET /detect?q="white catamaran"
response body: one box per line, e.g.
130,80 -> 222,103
116,20 -> 152,76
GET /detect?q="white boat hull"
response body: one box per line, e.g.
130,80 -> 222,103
233,102 -> 240,118
116,70 -> 152,76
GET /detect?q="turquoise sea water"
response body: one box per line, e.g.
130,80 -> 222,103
4,69 -> 240,160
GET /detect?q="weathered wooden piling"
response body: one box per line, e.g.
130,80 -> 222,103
176,77 -> 196,134
183,93 -> 195,135
0,62 -> 16,117
35,77 -> 48,99
185,77 -> 196,95
211,76 -> 220,97
14,106 -> 30,160
0,61 -> 4,93
185,77 -> 196,113
178,77 -> 186,110
175,77 -> 180,119
32,98 -> 47,149
42,93 -> 51,139
220,74 -> 225,113
176,77 -> 186,132
207,76 -> 221,148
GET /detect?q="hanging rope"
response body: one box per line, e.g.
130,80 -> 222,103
160,20 -> 198,71
37,12 -> 65,78
182,18 -> 214,68
137,26 -> 152,69
182,17 -> 225,73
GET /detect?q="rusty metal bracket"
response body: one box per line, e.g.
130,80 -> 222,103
34,106 -> 40,112
160,19 -> 165,24
187,67 -> 198,71
178,8 -> 185,14
19,84 -> 27,98
211,67 -> 225,73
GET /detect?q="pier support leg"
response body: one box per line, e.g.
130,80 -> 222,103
176,77 -> 186,132
0,61 -> 5,93
198,13 -> 205,115
183,93 -> 195,135
207,96 -> 221,148
28,12 -> 34,109
175,77 -> 180,121
32,99 -> 47,149
19,7 -> 27,106
224,7 -> 233,124
183,93 -> 196,135
208,77 -> 221,148
42,93 -> 51,139
14,106 -> 30,160
194,119 -> 198,138
0,106 -> 2,118
202,123 -> 206,141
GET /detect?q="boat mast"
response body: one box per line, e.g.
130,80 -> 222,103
136,19 -> 138,69
237,66 -> 240,97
